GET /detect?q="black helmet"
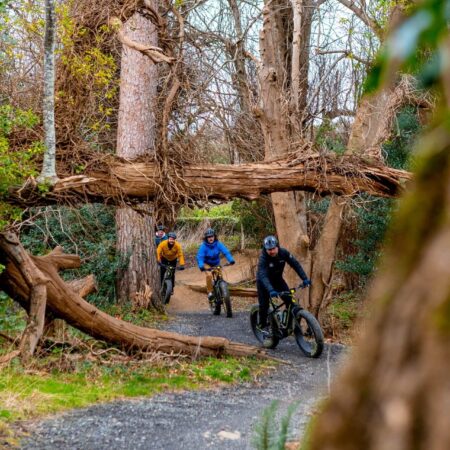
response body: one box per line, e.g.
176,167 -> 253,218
263,235 -> 278,250
167,232 -> 177,239
204,228 -> 215,238
156,224 -> 165,231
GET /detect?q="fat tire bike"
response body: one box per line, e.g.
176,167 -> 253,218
206,263 -> 233,318
159,263 -> 178,305
250,285 -> 324,358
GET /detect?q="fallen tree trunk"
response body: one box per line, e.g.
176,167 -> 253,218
0,234 -> 267,359
7,153 -> 410,207
185,283 -> 258,298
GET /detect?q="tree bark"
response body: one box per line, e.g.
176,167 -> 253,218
6,155 -> 410,207
115,11 -> 160,305
38,0 -> 58,183
310,125 -> 450,450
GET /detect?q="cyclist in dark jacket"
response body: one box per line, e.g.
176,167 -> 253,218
256,235 -> 311,344
155,224 -> 168,248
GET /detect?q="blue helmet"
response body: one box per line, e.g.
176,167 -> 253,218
204,228 -> 216,238
156,224 -> 165,231
263,235 -> 278,250
167,232 -> 177,239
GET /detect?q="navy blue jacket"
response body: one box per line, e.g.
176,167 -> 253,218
197,239 -> 234,268
155,234 -> 168,248
256,247 -> 307,292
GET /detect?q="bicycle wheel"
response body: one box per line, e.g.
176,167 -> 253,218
293,309 -> 324,358
210,287 -> 221,315
249,305 -> 279,349
218,281 -> 232,318
161,279 -> 172,305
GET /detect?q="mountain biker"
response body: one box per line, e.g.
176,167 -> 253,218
196,228 -> 235,302
155,224 -> 168,248
157,232 -> 185,290
256,235 -> 311,346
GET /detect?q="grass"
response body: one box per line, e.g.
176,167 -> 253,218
0,351 -> 272,445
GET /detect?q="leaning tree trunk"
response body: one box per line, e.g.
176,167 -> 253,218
306,77 -> 413,316
115,10 -> 159,305
310,123 -> 450,450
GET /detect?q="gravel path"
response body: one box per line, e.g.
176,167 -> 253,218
20,309 -> 347,450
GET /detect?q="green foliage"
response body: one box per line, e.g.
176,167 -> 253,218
337,106 -> 420,286
0,294 -> 26,335
252,400 -> 299,450
315,119 -> 346,155
337,196 -> 393,284
364,0 -> 450,93
21,205 -> 123,305
382,106 -> 421,169
0,105 -> 42,195
231,199 -> 275,246
0,104 -> 42,230
327,292 -> 359,329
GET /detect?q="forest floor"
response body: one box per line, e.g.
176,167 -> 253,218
18,253 -> 348,450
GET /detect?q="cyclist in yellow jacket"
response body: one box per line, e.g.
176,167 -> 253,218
156,232 -> 185,290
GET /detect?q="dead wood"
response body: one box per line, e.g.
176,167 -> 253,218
0,234 -> 268,360
67,275 -> 98,298
6,154 -> 411,208
0,232 -> 49,360
185,283 -> 258,298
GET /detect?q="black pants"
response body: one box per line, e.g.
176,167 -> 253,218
160,258 -> 177,287
256,278 -> 290,327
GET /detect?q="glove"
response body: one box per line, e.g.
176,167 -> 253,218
178,265 -> 185,271
302,278 -> 311,288
269,290 -> 279,298
200,266 -> 205,272
229,260 -> 235,265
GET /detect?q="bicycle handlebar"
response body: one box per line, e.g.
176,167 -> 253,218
204,262 -> 234,271
159,263 -> 182,270
271,284 -> 304,298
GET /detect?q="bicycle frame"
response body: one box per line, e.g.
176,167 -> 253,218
268,286 -> 302,336
162,264 -> 176,282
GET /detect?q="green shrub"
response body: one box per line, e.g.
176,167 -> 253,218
21,204 -> 123,306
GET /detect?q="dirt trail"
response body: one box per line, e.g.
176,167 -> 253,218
20,252 -> 347,450
167,251 -> 258,312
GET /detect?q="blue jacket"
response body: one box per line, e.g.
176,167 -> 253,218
155,234 -> 168,248
196,239 -> 234,268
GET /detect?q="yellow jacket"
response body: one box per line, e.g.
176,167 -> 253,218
157,240 -> 185,265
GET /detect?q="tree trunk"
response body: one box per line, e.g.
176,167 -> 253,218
38,0 -> 57,183
115,11 -> 159,304
0,237 -> 267,359
6,154 -> 410,207
310,123 -> 450,450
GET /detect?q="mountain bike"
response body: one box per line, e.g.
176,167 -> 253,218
250,285 -> 324,357
206,263 -> 233,318
160,264 -> 177,305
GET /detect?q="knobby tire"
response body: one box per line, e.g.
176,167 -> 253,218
294,309 -> 324,358
218,281 -> 232,318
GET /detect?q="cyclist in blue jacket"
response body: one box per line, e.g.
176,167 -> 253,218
197,228 -> 235,302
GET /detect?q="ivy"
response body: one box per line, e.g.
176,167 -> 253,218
0,104 -> 42,230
